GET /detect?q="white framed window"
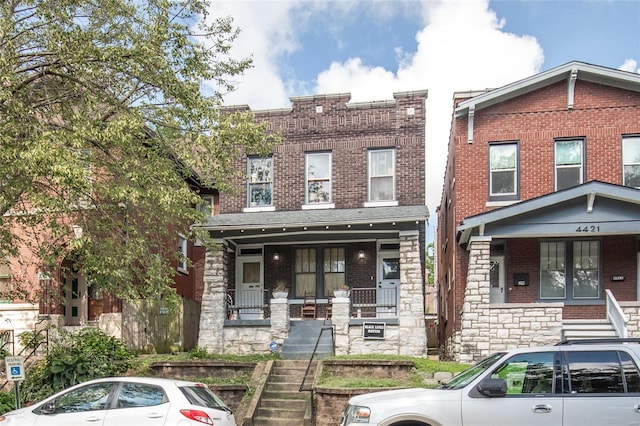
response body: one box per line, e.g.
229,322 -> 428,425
368,149 -> 396,203
177,234 -> 188,273
489,142 -> 518,199
555,139 -> 584,191
305,152 -> 332,204
247,156 -> 273,208
623,136 -> 640,188
197,194 -> 215,217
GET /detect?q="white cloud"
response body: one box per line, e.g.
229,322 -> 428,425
313,0 -> 544,213
620,59 -> 639,73
206,0 -> 545,223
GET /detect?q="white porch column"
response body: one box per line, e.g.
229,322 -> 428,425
459,236 -> 492,363
398,231 -> 427,356
197,243 -> 227,353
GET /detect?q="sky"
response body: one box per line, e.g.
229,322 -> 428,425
202,0 -> 640,239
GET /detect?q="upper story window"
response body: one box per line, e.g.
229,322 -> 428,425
306,152 -> 332,204
555,138 -> 584,191
623,136 -> 640,188
247,156 -> 273,208
196,194 -> 215,217
489,142 -> 518,201
177,234 -> 188,273
368,149 -> 396,203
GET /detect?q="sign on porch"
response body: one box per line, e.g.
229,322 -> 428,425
363,322 -> 386,340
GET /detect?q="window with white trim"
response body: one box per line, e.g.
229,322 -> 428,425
368,149 -> 395,202
177,234 -> 188,273
306,152 -> 332,204
489,142 -> 518,200
197,194 -> 215,217
623,136 -> 640,188
247,156 -> 273,207
555,139 -> 584,191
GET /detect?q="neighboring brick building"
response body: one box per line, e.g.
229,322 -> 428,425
437,62 -> 640,362
196,91 -> 429,356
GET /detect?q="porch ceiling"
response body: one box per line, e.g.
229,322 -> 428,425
457,181 -> 640,246
196,205 -> 429,245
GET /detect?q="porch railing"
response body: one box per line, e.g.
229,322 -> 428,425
226,289 -> 270,320
350,287 -> 397,318
605,289 -> 627,338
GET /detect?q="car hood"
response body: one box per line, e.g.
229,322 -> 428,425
0,406 -> 31,423
348,387 -> 459,406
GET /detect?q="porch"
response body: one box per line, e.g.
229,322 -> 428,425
225,287 -> 398,321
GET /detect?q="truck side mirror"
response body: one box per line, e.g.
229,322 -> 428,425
477,378 -> 507,397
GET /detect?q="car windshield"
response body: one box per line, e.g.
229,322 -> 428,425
180,385 -> 232,413
437,352 -> 506,390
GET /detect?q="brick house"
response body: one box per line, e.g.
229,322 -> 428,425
437,61 -> 640,363
196,91 -> 429,356
0,179 -> 209,354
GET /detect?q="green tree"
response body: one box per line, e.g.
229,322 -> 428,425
425,242 -> 434,285
0,0 -> 278,301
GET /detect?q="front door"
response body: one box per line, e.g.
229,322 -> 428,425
490,256 -> 506,304
377,252 -> 399,317
236,255 -> 263,319
63,270 -> 87,326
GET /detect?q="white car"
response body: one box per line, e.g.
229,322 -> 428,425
0,376 -> 236,426
340,339 -> 640,426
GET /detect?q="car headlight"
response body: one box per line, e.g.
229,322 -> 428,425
341,404 -> 371,424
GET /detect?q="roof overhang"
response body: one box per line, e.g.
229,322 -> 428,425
195,205 -> 429,245
457,181 -> 640,247
455,61 -> 640,118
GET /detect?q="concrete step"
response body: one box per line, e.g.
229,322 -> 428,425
281,321 -> 334,359
257,403 -> 307,418
252,416 -> 304,426
562,319 -> 619,340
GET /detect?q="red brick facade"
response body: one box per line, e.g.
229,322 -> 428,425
221,92 -> 427,213
437,62 -> 640,358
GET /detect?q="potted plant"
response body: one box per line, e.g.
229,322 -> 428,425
272,280 -> 289,299
334,284 -> 351,298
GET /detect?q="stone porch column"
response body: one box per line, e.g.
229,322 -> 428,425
398,231 -> 427,356
197,243 -> 226,353
459,236 -> 492,363
270,297 -> 289,346
332,296 -> 351,355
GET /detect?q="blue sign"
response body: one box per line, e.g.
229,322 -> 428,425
10,366 -> 20,376
269,341 -> 279,352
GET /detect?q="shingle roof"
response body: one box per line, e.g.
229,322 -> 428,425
197,205 -> 429,231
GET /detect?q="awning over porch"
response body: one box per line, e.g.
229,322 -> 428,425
196,205 -> 429,244
457,181 -> 640,247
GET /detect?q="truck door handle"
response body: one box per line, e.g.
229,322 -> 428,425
532,404 -> 552,414
634,404 -> 640,413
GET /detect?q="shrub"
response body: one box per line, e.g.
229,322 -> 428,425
0,391 -> 15,414
20,327 -> 134,404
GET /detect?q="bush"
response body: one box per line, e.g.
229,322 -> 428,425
20,327 -> 134,404
0,391 -> 15,414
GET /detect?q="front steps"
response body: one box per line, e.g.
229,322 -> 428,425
250,359 -> 314,426
561,319 -> 619,341
281,320 -> 334,359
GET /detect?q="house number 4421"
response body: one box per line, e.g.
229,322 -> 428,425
575,225 -> 600,232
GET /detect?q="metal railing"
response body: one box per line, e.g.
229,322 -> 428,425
606,289 -> 627,338
226,289 -> 270,319
299,326 -> 334,392
350,287 -> 397,318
